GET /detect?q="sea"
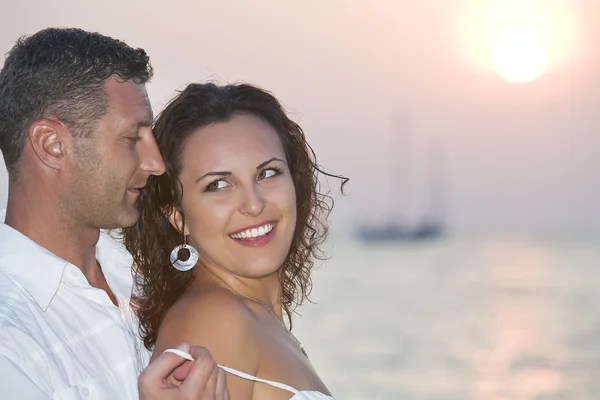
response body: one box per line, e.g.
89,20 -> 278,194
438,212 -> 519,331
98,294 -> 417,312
294,235 -> 600,400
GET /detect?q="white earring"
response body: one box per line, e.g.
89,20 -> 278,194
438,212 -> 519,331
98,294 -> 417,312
169,243 -> 198,272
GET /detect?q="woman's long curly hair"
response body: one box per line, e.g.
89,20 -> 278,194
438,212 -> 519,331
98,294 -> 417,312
123,82 -> 347,350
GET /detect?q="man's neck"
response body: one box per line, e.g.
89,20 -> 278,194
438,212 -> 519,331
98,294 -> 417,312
5,187 -> 101,277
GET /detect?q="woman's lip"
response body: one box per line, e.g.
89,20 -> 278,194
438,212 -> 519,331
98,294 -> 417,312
230,225 -> 277,248
229,221 -> 277,236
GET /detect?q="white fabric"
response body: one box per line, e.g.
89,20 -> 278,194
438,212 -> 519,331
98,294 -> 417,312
219,365 -> 300,394
220,365 -> 335,400
0,216 -> 151,399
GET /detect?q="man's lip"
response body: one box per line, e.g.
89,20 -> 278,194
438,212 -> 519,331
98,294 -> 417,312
229,221 -> 277,235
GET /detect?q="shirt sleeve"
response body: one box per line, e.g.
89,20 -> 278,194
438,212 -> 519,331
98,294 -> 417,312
0,355 -> 51,399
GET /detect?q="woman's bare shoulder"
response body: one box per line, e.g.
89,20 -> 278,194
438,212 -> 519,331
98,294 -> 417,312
154,286 -> 260,371
165,287 -> 254,331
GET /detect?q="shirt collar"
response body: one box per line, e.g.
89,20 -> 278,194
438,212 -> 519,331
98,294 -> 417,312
96,230 -> 136,304
0,221 -> 67,311
0,210 -> 135,311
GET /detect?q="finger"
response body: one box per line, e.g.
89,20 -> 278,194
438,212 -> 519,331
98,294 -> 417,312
163,348 -> 195,361
172,361 -> 193,382
215,367 -> 228,400
139,343 -> 191,389
172,346 -> 211,385
202,363 -> 219,399
178,348 -> 216,397
187,345 -> 211,360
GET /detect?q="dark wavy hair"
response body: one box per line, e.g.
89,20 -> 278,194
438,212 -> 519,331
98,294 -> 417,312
123,82 -> 347,350
0,27 -> 152,178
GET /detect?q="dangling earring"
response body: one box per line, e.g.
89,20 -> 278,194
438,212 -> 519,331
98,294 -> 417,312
169,239 -> 198,272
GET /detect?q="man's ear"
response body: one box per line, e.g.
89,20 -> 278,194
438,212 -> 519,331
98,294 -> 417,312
28,119 -> 68,170
168,207 -> 190,235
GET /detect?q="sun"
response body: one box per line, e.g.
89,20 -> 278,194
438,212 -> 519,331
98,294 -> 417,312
493,30 -> 548,83
459,1 -> 579,85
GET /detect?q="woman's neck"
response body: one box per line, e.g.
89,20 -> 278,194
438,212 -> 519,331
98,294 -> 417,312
194,265 -> 284,317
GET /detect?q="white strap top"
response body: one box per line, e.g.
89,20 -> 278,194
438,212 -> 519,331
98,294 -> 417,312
163,348 -> 334,400
220,365 -> 334,400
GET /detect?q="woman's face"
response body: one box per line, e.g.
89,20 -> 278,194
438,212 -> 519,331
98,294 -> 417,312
173,114 -> 297,278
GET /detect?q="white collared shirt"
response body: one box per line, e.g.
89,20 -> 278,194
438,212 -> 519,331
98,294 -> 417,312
0,212 -> 151,399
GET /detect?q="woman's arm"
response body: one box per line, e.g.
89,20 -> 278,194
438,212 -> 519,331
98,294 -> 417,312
152,289 -> 259,400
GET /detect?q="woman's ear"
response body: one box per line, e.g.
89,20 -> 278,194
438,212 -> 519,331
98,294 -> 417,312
168,207 -> 190,235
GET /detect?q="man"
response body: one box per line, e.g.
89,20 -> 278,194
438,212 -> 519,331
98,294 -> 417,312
0,28 -> 228,399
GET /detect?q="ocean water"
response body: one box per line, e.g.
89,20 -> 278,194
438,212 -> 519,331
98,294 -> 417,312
294,236 -> 600,400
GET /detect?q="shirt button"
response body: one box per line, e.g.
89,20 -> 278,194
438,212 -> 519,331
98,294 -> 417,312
82,387 -> 91,397
70,269 -> 79,278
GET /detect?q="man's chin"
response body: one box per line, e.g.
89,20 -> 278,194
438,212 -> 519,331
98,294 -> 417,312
112,208 -> 140,230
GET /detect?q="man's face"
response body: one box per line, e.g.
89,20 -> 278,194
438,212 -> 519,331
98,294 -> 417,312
61,78 -> 166,230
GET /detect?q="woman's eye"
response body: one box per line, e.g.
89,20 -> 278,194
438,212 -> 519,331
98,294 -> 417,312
205,179 -> 230,192
258,168 -> 280,180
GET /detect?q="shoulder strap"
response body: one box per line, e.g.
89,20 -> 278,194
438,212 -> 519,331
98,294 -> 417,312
218,365 -> 299,395
161,349 -> 299,395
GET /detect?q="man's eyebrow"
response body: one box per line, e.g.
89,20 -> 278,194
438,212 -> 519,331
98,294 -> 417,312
128,119 -> 153,131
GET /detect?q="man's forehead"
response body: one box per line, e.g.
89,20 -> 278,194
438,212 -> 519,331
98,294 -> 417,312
104,78 -> 153,123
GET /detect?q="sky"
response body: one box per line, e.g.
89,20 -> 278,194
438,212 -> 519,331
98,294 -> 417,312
0,0 -> 599,237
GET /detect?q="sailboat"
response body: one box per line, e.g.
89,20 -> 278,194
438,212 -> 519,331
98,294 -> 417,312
355,112 -> 445,242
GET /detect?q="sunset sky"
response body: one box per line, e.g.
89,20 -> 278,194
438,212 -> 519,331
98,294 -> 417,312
1,0 -> 599,236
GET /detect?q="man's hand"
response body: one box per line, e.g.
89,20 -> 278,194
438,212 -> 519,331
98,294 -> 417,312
138,343 -> 229,400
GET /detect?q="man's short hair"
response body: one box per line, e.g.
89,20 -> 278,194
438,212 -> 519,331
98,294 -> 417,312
0,27 -> 153,176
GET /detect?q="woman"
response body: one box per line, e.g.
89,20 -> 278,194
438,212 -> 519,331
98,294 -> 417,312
124,82 -> 346,400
